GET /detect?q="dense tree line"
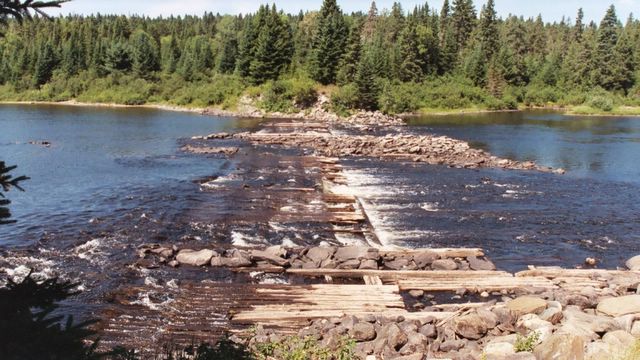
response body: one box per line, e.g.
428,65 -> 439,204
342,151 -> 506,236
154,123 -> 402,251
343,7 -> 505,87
0,0 -> 639,113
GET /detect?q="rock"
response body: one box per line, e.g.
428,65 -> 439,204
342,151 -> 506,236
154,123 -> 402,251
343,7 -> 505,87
334,246 -> 379,262
306,246 -> 334,266
350,322 -> 377,342
409,290 -> 424,298
249,250 -> 288,267
506,296 -> 547,317
419,324 -> 436,338
477,309 -> 499,329
439,340 -> 465,352
632,321 -> 640,337
212,255 -> 252,268
431,259 -> 458,270
586,341 -> 614,360
626,255 -> 640,271
533,333 -> 585,360
337,259 -> 361,269
413,252 -> 439,268
389,353 -> 424,360
598,295 -> 640,317
493,306 -> 516,332
359,259 -> 379,270
603,330 -> 636,348
264,245 -> 287,259
562,307 -> 619,335
540,306 -> 564,325
150,247 -> 174,258
168,260 -> 179,267
175,249 -> 216,266
467,256 -> 496,271
386,323 -> 408,351
454,313 -> 488,340
385,258 -> 411,270
399,332 -> 428,355
484,342 -> 515,358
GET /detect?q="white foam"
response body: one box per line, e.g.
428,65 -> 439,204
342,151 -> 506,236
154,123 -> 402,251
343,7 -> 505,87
281,238 -> 297,247
73,239 -> 107,264
421,203 -> 440,212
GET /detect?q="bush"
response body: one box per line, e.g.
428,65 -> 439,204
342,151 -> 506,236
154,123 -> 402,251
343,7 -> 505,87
523,85 -> 560,106
331,83 -> 359,115
587,95 -> 614,112
289,78 -> 318,109
378,81 -> 421,114
255,335 -> 356,360
421,76 -> 489,109
261,80 -> 293,113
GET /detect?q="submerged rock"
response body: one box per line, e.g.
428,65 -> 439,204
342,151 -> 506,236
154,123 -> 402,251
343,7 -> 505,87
175,249 -> 216,267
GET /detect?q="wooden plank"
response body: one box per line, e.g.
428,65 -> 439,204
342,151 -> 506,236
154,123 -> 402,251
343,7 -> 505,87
398,276 -> 557,292
381,248 -> 485,258
517,268 -> 640,279
286,269 -> 511,281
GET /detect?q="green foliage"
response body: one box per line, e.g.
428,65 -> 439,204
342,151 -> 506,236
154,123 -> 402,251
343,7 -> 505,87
587,94 -> 615,112
514,331 -> 541,353
378,80 -> 421,114
258,77 -> 317,113
309,0 -> 348,85
130,30 -> 160,77
255,335 -> 356,360
523,85 -> 561,107
331,83 -> 359,115
0,162 -> 29,225
0,273 -> 100,360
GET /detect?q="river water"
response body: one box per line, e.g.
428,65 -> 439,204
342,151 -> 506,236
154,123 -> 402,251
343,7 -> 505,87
1,105 -> 639,280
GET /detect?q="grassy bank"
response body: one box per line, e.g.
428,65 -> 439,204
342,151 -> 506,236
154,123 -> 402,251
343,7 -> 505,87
2,71 -> 640,118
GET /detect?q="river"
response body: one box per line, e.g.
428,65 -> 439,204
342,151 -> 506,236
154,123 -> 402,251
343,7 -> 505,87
1,105 -> 639,280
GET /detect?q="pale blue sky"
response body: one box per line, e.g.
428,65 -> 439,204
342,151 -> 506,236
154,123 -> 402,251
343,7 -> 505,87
49,0 -> 637,23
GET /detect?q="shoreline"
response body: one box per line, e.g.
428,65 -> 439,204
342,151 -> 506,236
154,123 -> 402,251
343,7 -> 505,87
4,99 -> 640,119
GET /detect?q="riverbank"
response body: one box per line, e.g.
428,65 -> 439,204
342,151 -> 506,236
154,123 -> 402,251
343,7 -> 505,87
4,99 -> 640,120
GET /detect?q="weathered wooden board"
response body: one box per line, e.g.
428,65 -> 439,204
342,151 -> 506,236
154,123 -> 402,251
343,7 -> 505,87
398,276 -> 557,292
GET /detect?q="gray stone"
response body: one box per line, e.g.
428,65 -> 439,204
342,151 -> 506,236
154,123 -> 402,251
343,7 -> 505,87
398,332 -> 428,355
540,306 -> 564,324
626,255 -> 640,271
598,295 -> 640,317
467,256 -> 496,271
350,322 -> 377,342
413,252 -> 439,268
359,259 -> 379,270
506,296 -> 547,317
431,259 -> 458,270
409,290 -> 424,298
337,259 -> 361,269
386,323 -> 408,351
334,246 -> 379,262
603,330 -> 636,348
419,324 -> 436,338
264,245 -> 287,259
306,246 -> 334,266
477,309 -> 499,329
439,340 -> 465,352
586,341 -> 616,360
632,320 -> 640,337
533,333 -> 585,360
212,255 -> 252,268
176,249 -> 216,266
562,307 -> 619,335
454,313 -> 489,340
389,353 -> 424,360
385,258 -> 411,270
250,250 -> 289,267
484,342 -> 515,358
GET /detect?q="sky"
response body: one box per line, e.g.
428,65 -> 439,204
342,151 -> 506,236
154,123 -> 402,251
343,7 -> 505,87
48,0 -> 637,24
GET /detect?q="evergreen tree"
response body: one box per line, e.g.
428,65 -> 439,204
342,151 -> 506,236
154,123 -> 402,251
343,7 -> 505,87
593,5 -> 621,90
336,20 -> 363,85
355,50 -> 379,110
105,41 -> 132,73
612,30 -> 635,91
478,0 -> 498,60
451,0 -> 477,52
573,8 -> 584,42
161,33 -> 180,74
62,31 -> 84,75
362,1 -> 378,42
464,43 -> 487,86
131,30 -> 160,77
33,41 -> 56,86
439,0 -> 451,47
398,20 -> 424,82
249,5 -> 293,84
309,0 -> 348,84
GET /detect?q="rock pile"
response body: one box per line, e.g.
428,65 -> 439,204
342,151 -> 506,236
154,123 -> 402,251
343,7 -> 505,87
137,244 -> 496,272
247,293 -> 640,360
180,144 -> 238,155
231,131 -> 563,173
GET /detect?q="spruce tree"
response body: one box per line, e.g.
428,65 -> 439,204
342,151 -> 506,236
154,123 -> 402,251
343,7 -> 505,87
573,8 -> 584,42
478,0 -> 498,60
451,0 -> 477,52
593,5 -> 621,90
355,50 -> 379,111
398,20 -> 424,82
249,5 -> 293,84
33,41 -> 56,86
612,30 -> 635,91
105,41 -> 132,73
362,1 -> 378,42
336,20 -> 363,85
309,0 -> 348,85
131,30 -> 160,77
161,33 -> 180,74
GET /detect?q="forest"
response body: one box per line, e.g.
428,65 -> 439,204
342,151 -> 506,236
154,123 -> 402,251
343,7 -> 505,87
0,0 -> 639,115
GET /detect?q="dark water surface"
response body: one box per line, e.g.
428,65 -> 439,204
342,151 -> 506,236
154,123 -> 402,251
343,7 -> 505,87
0,104 -> 261,247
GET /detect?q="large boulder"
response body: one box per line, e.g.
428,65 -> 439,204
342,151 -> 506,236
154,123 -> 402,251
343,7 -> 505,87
306,246 -> 334,266
176,249 -> 216,267
334,247 -> 379,262
349,322 -> 377,342
484,342 -> 515,358
506,297 -> 547,317
454,313 -> 489,340
533,333 -> 585,360
603,330 -> 636,348
626,255 -> 640,271
598,295 -> 640,317
431,259 -> 458,270
386,323 -> 408,351
250,250 -> 289,267
467,256 -> 496,271
412,252 -> 439,268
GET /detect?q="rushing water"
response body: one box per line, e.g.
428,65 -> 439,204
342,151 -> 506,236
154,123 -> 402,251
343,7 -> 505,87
1,106 -> 639,276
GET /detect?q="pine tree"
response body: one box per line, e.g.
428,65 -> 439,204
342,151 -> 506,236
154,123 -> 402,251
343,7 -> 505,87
451,0 -> 477,52
33,41 -> 56,86
105,41 -> 132,73
249,5 -> 293,84
161,33 -> 180,74
355,50 -> 379,111
593,5 -> 621,90
131,30 -> 160,77
336,20 -> 363,85
612,30 -> 635,91
573,8 -> 584,42
464,43 -> 487,86
478,0 -> 498,60
362,1 -> 378,42
62,31 -> 84,75
398,20 -> 424,82
309,0 -> 348,85
439,0 -> 451,47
